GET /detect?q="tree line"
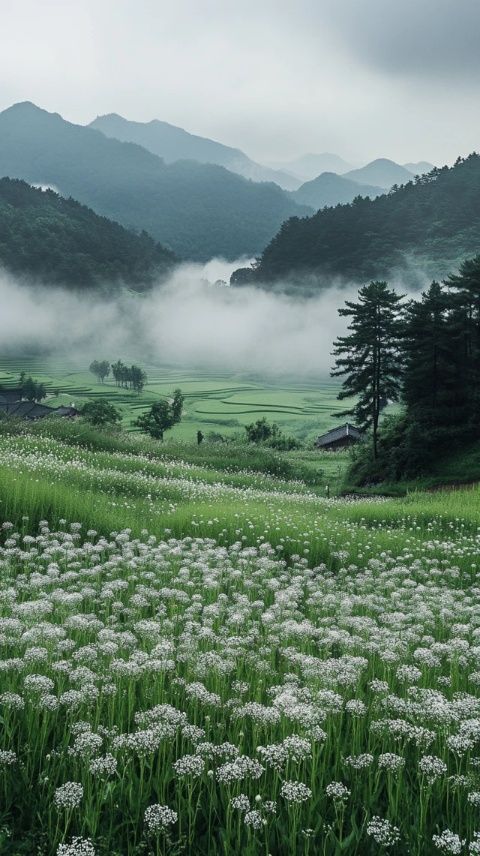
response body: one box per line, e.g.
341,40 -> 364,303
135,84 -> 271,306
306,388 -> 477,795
89,360 -> 147,393
332,254 -> 480,480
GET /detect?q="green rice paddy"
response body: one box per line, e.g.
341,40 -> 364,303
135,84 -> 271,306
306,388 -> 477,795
0,355 -> 347,443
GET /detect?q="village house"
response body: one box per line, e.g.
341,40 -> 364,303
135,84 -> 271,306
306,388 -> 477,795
0,387 -> 79,421
314,422 -> 362,451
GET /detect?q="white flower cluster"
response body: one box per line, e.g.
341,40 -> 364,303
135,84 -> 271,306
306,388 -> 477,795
216,756 -> 264,784
144,803 -> 178,833
280,780 -> 312,804
57,837 -> 96,856
0,750 -> 17,765
377,753 -> 405,773
432,829 -> 465,854
325,781 -> 350,802
172,754 -> 205,778
244,810 -> 265,829
54,782 -> 84,810
344,753 -> 374,770
469,832 -> 480,854
230,794 -> 250,812
366,816 -> 401,847
88,754 -> 118,778
419,755 -> 448,784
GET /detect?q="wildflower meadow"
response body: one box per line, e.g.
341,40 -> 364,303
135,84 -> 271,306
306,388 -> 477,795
0,425 -> 480,854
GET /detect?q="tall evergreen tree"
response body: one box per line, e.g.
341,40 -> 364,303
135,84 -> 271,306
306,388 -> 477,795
445,254 -> 480,422
332,281 -> 404,458
402,282 -> 457,426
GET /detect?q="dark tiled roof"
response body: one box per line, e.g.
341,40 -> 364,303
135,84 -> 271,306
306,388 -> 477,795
55,406 -> 79,416
0,387 -> 25,403
315,423 -> 361,447
0,401 -> 53,419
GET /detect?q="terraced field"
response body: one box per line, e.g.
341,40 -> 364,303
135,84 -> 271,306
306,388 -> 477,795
0,356 -> 348,443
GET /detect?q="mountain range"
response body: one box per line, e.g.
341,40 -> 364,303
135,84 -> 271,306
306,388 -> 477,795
0,102 -> 311,262
89,115 -> 432,194
0,100 -> 443,284
89,113 -> 300,191
233,154 -> 480,287
87,112 -> 434,214
287,158 -> 436,212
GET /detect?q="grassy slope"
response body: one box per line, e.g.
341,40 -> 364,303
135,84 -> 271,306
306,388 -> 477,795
0,418 -> 477,569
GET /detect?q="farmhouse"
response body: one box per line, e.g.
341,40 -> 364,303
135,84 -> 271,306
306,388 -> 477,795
0,388 -> 79,421
315,422 -> 362,451
0,387 -> 26,404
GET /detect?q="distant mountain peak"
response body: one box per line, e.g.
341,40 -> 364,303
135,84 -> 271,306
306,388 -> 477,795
6,101 -> 58,117
404,161 -> 435,176
344,158 -> 413,189
7,100 -> 42,111
291,170 -> 383,210
367,157 -> 397,166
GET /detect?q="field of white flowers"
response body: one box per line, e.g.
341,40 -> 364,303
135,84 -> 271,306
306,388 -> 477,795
2,509 -> 480,854
1,425 -> 480,854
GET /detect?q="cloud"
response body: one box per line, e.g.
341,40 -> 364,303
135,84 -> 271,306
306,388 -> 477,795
0,262 -> 358,379
319,0 -> 480,80
0,0 -> 479,165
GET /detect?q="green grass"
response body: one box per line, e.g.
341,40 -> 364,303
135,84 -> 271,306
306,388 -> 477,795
0,425 -> 352,567
0,419 -> 476,568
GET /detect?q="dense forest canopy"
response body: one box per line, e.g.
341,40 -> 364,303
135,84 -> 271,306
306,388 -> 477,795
0,178 -> 176,288
0,102 -> 311,262
245,154 -> 480,287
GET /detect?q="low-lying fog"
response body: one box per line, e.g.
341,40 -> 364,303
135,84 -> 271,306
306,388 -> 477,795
0,258 -> 396,378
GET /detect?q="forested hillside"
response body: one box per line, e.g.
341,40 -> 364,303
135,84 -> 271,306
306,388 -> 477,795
0,102 -> 310,261
248,154 -> 480,285
0,178 -> 175,287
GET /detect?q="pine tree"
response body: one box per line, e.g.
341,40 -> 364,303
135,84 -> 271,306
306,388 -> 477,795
445,254 -> 480,422
332,281 -> 404,459
402,282 -> 457,426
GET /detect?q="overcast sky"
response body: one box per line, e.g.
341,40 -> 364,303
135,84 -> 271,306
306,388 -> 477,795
1,0 -> 479,166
